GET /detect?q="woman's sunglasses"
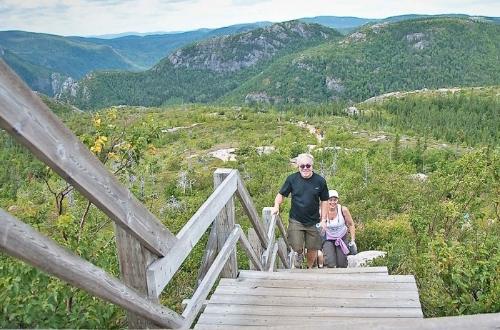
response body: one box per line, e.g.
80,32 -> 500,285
299,164 -> 312,169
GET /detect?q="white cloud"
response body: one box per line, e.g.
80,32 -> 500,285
0,0 -> 498,36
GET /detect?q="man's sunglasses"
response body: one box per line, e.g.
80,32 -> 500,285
299,164 -> 312,169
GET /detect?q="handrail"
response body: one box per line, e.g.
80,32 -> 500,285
181,226 -> 241,325
0,209 -> 184,329
261,209 -> 277,269
235,175 -> 269,248
0,60 -> 176,257
0,58 -> 293,329
146,170 -> 238,298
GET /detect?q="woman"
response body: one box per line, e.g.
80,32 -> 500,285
319,190 -> 356,268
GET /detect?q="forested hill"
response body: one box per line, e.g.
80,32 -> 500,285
224,17 -> 500,104
0,23 -> 269,96
60,17 -> 500,109
0,31 -> 140,96
58,21 -> 340,109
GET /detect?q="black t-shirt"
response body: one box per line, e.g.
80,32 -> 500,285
279,172 -> 329,226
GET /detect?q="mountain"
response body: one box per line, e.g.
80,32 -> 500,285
58,21 -> 341,109
0,30 -> 139,96
301,14 -> 500,34
62,17 -> 500,109
0,23 -> 272,96
2,14 -> 499,98
222,17 -> 500,104
0,31 -> 140,77
68,22 -> 272,69
300,16 -> 376,34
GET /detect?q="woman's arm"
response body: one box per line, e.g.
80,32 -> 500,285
343,206 -> 355,241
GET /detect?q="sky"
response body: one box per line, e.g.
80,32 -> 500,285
1,0 -> 499,37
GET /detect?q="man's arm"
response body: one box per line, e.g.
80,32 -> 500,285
272,193 -> 285,215
320,200 -> 328,222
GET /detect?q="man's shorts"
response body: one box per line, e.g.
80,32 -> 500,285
287,218 -> 322,252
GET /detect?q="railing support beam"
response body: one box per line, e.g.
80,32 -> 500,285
214,169 -> 238,279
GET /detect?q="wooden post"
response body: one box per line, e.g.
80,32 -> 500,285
261,207 -> 275,269
196,224 -> 218,286
0,209 -> 184,329
115,226 -> 159,328
247,228 -> 262,270
214,169 -> 237,278
277,238 -> 287,269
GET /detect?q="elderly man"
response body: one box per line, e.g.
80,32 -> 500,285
272,153 -> 329,269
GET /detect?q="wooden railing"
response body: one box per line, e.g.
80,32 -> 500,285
0,59 -> 291,329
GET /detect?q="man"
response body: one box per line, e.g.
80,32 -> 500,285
271,153 -> 329,269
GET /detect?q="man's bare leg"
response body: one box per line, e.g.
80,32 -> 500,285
306,249 -> 317,269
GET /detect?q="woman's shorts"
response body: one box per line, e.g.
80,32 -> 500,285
287,218 -> 322,251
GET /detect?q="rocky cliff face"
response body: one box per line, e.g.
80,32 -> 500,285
166,21 -> 335,73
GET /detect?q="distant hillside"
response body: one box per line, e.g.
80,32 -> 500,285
2,14 -> 498,98
0,31 -> 139,77
0,23 -> 270,96
357,86 -> 500,146
302,14 -> 500,34
0,47 -> 57,95
58,21 -> 340,109
223,17 -> 500,104
300,16 -> 376,34
68,22 -> 272,69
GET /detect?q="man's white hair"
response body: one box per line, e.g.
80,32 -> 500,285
296,153 -> 314,165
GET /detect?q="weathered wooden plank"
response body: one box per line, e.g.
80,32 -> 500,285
0,60 -> 176,257
238,270 -> 416,282
278,266 -> 389,274
219,278 -> 419,291
214,285 -> 419,300
114,225 -> 159,328
213,169 -> 237,279
196,224 -> 218,287
275,215 -> 289,248
412,312 -> 500,329
0,209 -> 185,329
207,293 -> 421,308
276,238 -> 289,269
235,174 -> 268,249
238,227 -> 263,271
181,227 -> 240,327
261,208 -> 276,268
247,228 -> 262,271
146,170 -> 238,298
267,242 -> 279,272
202,304 -> 423,318
196,313 -> 500,329
196,315 -> 422,327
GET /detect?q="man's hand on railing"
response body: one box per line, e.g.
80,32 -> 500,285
271,206 -> 280,215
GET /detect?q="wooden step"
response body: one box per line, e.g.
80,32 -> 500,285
207,293 -> 421,308
215,285 -> 419,299
220,278 -> 419,291
194,267 -> 423,328
195,315 -> 423,328
195,313 -> 500,329
238,270 -> 414,282
202,304 -> 423,318
277,266 -> 388,275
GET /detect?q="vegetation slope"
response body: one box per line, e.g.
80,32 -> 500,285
61,17 -> 500,109
0,87 -> 498,327
58,21 -> 341,109
224,17 -> 500,103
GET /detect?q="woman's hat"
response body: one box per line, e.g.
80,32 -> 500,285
329,190 -> 339,198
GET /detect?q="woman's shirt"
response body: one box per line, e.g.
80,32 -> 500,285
325,204 -> 347,239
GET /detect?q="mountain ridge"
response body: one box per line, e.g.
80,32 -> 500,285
58,17 -> 500,109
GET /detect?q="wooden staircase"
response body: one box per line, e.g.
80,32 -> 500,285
195,266 -> 423,328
